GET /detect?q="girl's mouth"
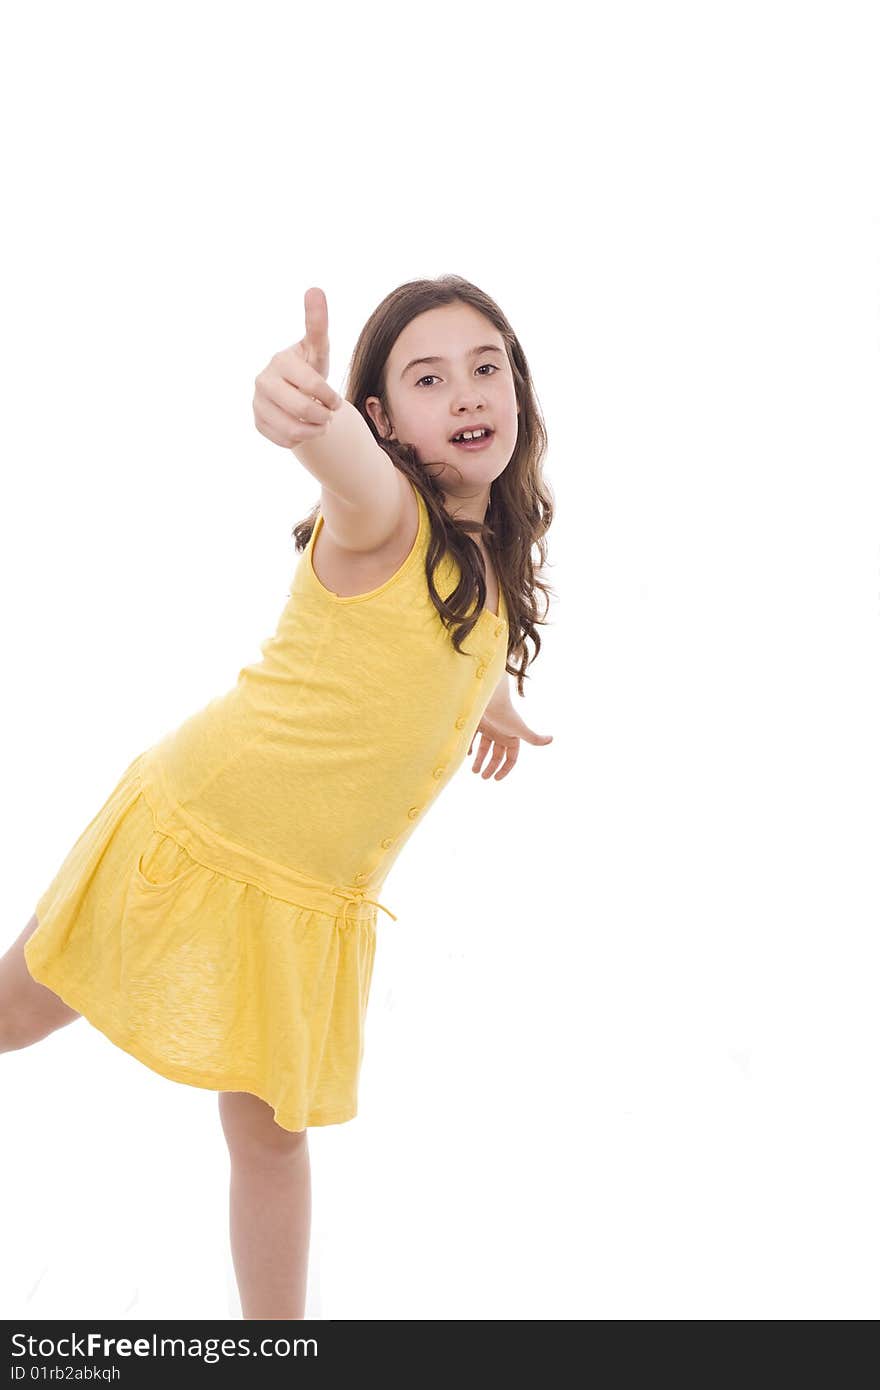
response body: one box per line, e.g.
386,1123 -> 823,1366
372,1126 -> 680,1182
450,428 -> 494,451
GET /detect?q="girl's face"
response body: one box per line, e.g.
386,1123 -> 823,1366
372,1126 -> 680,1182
365,301 -> 519,500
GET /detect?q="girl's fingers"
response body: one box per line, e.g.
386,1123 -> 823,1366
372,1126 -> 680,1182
271,348 -> 341,412
467,728 -> 520,780
477,741 -> 509,779
261,374 -> 337,426
253,392 -> 331,446
469,732 -> 493,772
486,750 -> 514,780
494,744 -> 519,779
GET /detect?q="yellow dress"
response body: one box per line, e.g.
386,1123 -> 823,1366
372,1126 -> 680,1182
25,478 -> 509,1131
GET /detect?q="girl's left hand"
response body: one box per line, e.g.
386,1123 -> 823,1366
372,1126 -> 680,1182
468,706 -> 554,781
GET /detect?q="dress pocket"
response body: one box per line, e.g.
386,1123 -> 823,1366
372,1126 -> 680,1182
132,831 -> 203,894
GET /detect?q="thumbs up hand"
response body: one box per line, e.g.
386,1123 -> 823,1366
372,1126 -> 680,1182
253,287 -> 345,449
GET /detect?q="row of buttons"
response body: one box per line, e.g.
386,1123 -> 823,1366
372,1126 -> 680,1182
350,618 -> 506,894
474,624 -> 503,682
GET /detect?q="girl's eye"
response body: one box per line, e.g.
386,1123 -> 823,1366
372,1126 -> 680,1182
415,363 -> 499,388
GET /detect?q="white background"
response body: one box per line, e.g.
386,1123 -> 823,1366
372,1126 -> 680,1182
2,0 -> 879,1320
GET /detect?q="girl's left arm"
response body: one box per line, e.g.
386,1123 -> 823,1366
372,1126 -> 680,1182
484,670 -> 514,716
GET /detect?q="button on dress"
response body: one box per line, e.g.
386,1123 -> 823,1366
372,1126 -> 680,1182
25,478 -> 509,1131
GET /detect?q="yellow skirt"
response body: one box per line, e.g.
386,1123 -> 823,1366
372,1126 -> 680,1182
25,753 -> 378,1131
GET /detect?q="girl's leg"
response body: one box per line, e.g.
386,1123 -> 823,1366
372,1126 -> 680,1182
218,1090 -> 311,1320
0,914 -> 81,1052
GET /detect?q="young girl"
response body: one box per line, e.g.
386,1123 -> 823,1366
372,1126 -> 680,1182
1,275 -> 555,1320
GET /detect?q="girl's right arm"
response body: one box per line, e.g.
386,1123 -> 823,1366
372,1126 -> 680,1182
253,286 -> 402,552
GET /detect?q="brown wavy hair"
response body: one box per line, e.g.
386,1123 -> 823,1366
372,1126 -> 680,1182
291,274 -> 555,697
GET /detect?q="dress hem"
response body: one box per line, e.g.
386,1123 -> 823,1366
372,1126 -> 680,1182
23,936 -> 358,1133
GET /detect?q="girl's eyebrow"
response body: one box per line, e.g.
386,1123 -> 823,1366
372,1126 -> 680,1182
400,344 -> 505,380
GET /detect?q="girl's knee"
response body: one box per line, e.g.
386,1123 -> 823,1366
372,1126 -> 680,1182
0,916 -> 81,1050
0,1000 -> 79,1053
218,1090 -> 307,1161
